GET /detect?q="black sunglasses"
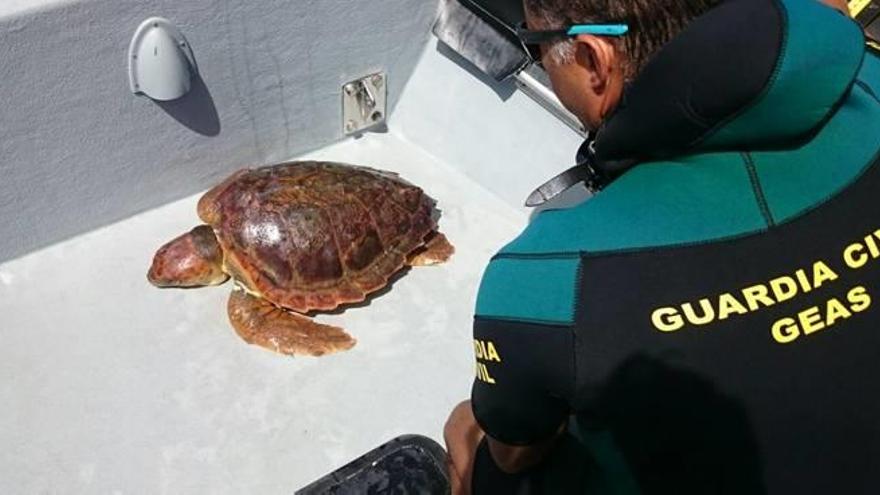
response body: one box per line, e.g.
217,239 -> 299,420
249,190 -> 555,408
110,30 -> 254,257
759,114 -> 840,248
515,22 -> 629,63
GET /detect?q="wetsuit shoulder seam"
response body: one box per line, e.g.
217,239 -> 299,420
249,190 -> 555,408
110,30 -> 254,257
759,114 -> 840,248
741,151 -> 776,227
473,315 -> 573,328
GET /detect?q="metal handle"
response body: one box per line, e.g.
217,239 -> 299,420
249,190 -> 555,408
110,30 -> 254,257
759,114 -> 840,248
513,70 -> 587,137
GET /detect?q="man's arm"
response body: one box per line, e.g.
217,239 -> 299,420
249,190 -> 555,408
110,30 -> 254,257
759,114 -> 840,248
444,401 -> 484,495
444,400 -> 566,495
486,419 -> 566,473
446,315 -> 575,493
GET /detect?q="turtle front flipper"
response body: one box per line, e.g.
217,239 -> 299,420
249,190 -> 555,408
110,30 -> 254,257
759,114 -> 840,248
227,289 -> 356,357
407,232 -> 455,266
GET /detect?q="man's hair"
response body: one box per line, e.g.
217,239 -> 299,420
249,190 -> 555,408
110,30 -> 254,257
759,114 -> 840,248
525,0 -> 721,78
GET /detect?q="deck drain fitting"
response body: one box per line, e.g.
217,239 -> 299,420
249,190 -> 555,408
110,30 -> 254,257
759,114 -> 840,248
342,72 -> 387,135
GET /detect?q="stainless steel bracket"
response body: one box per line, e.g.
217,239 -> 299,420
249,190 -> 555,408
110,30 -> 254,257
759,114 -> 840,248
342,72 -> 387,135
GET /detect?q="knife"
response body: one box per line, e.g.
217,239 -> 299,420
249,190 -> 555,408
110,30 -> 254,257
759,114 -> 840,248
525,158 -> 608,207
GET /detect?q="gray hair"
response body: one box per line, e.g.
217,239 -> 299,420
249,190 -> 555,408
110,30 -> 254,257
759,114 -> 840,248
524,0 -> 721,78
546,39 -> 577,65
529,7 -> 578,65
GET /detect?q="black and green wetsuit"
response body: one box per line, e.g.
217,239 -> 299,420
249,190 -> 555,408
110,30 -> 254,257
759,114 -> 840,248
471,0 -> 880,493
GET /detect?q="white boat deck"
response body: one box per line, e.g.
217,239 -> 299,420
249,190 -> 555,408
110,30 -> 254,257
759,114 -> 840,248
0,132 -> 528,493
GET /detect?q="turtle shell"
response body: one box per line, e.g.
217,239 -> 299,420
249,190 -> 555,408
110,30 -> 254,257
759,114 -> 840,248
197,161 -> 437,312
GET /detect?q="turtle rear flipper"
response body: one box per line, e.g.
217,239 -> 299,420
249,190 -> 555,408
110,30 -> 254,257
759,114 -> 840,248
407,232 -> 455,266
227,290 -> 356,357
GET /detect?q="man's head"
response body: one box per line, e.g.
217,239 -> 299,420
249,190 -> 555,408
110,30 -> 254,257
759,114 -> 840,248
523,0 -> 720,130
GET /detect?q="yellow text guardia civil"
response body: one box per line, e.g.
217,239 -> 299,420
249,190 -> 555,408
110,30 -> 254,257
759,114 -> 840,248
651,228 -> 880,344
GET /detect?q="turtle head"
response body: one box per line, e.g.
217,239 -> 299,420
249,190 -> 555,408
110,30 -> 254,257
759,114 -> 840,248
148,225 -> 229,288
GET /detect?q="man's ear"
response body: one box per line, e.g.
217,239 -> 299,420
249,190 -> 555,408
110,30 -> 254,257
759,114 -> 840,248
573,35 -> 618,94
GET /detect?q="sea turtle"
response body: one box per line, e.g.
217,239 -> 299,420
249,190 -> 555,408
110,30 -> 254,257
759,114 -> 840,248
147,161 -> 454,357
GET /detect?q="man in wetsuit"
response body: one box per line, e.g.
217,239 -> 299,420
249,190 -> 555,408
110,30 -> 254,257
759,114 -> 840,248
445,0 -> 880,493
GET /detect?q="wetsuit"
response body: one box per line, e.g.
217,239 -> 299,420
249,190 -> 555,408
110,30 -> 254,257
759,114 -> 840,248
471,0 -> 880,493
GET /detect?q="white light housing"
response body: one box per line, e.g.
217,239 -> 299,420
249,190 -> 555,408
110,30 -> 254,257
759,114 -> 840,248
128,17 -> 197,101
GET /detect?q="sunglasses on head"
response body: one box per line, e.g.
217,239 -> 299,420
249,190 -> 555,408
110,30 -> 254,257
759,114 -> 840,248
515,22 -> 629,64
